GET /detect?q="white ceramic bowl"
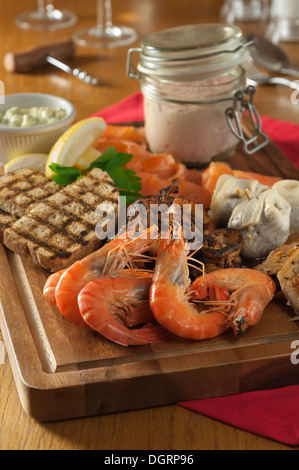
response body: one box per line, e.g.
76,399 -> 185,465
0,93 -> 76,165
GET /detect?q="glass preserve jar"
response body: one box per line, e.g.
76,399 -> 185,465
127,24 -> 268,167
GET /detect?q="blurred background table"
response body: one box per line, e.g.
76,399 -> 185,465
0,0 -> 299,451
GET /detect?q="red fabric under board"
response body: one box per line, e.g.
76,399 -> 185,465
179,385 -> 299,447
91,91 -> 145,124
93,91 -> 299,446
261,115 -> 299,170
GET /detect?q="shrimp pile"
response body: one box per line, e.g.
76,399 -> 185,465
44,225 -> 276,346
43,226 -> 169,346
43,124 -> 281,346
149,237 -> 229,340
150,237 -> 276,340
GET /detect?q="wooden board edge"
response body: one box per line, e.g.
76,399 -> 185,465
1,289 -> 298,422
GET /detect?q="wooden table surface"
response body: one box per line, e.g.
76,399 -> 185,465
1,0 -> 299,451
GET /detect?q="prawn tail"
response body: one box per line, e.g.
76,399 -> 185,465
43,286 -> 57,307
43,271 -> 65,306
228,305 -> 265,336
128,323 -> 170,346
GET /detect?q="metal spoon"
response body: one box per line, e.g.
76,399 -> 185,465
243,58 -> 299,90
245,33 -> 299,78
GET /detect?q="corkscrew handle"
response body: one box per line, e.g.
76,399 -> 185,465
45,56 -> 99,86
3,39 -> 99,87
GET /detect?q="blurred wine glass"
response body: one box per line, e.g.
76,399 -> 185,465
73,0 -> 138,48
15,1 -> 77,31
221,0 -> 269,23
267,0 -> 299,43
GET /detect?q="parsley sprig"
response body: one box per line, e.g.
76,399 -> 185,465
49,147 -> 142,204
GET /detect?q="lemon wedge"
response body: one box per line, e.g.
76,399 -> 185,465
75,146 -> 100,171
45,117 -> 106,177
4,153 -> 49,174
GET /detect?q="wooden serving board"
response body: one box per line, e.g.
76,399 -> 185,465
1,132 -> 299,422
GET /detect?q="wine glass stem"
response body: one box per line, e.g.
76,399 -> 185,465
97,0 -> 113,31
38,0 -> 54,14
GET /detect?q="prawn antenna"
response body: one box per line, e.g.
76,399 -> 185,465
186,251 -> 205,275
101,244 -> 131,277
190,244 -> 203,258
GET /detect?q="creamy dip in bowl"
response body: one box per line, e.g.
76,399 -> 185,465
0,106 -> 67,128
0,93 -> 76,165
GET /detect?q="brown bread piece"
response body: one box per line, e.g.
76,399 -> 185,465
4,168 -> 119,271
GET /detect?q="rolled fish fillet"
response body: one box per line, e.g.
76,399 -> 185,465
228,189 -> 291,259
273,180 -> 299,235
209,175 -> 269,227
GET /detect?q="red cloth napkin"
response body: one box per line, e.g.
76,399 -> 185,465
94,91 -> 299,447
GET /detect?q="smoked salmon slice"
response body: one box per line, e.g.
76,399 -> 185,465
201,162 -> 233,199
101,125 -> 147,144
94,129 -> 210,206
201,162 -> 282,198
232,170 -> 282,187
95,138 -> 147,156
94,126 -> 281,209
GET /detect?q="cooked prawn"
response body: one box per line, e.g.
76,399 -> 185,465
149,237 -> 229,341
192,268 -> 276,335
54,227 -> 158,328
43,269 -> 67,307
78,274 -> 168,346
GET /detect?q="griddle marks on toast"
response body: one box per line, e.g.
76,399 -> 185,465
39,199 -> 96,237
69,176 -> 119,205
27,212 -> 91,247
0,168 -> 41,191
0,169 -> 59,217
0,210 -> 18,242
8,184 -> 119,258
9,208 -> 95,260
0,170 -> 54,199
15,205 -> 98,254
10,224 -> 74,259
88,173 -> 119,189
85,172 -> 119,198
1,222 -> 13,229
3,168 -> 120,269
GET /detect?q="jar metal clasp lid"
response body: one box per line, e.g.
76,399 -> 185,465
127,48 -> 142,80
226,86 -> 269,154
126,40 -> 254,80
127,31 -> 270,157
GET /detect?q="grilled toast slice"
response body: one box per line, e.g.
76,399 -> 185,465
0,167 -> 60,241
4,168 -> 119,271
0,209 -> 18,243
0,168 -> 60,218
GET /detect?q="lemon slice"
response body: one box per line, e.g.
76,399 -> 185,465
4,153 -> 49,174
75,146 -> 100,171
45,117 -> 106,177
